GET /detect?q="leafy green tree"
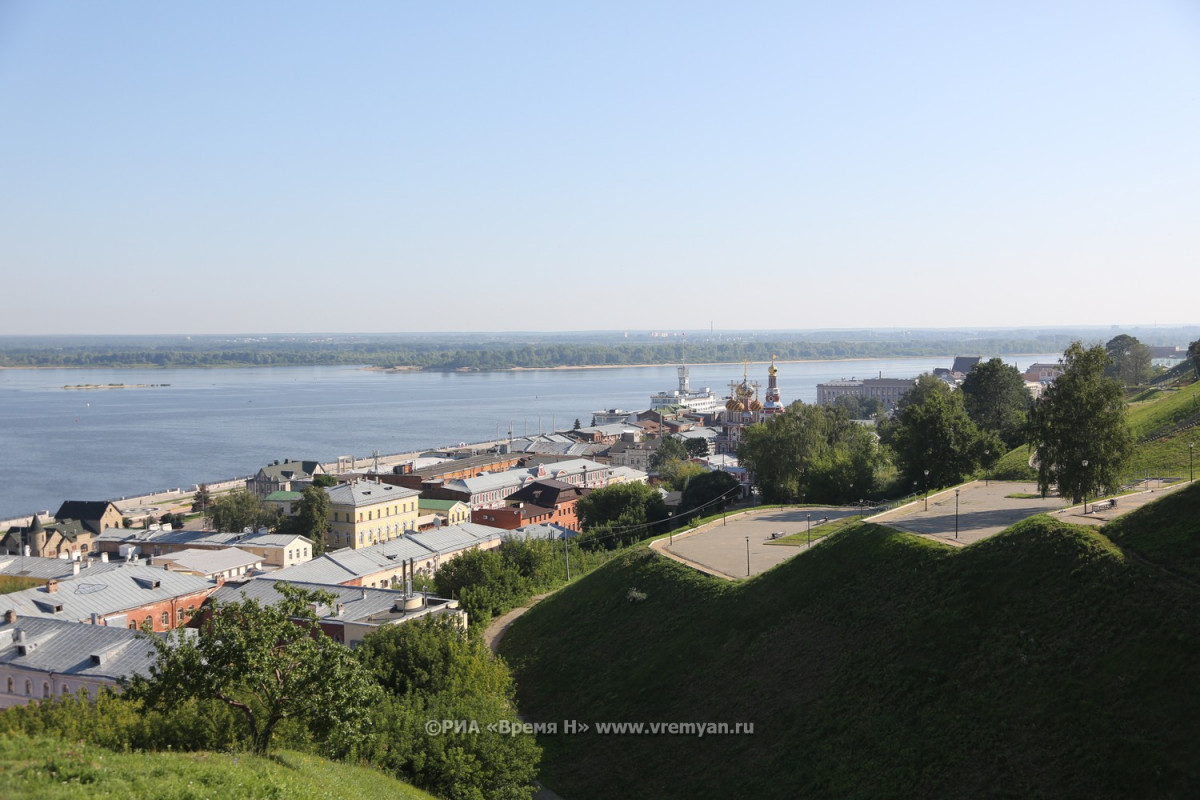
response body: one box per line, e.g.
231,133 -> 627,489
960,358 -> 1031,448
124,583 -> 383,757
205,489 -> 280,532
738,403 -> 882,504
649,436 -> 689,472
577,481 -> 667,531
679,470 -> 740,518
433,548 -> 530,622
684,437 -> 710,458
1029,341 -> 1133,502
286,485 -> 331,556
1104,334 -> 1152,386
832,394 -> 885,420
573,418 -> 582,430
889,380 -> 1001,490
312,473 -> 340,488
1188,339 -> 1200,376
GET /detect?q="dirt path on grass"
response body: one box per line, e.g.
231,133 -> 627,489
485,592 -> 554,654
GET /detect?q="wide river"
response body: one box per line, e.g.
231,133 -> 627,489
0,355 -> 1057,520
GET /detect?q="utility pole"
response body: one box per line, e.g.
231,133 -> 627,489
745,536 -> 750,577
563,536 -> 571,581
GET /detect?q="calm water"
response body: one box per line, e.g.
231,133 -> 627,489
0,356 -> 1057,519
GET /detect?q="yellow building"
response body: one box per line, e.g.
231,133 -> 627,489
325,480 -> 420,550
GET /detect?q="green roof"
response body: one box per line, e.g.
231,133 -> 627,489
265,491 -> 304,501
418,499 -> 465,511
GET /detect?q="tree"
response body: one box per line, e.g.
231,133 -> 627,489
1104,334 -> 1152,386
124,583 -> 382,757
684,437 -> 710,458
433,548 -> 530,622
1189,339 -> 1200,376
576,482 -> 667,548
312,473 -> 339,488
1029,341 -> 1133,502
960,358 -> 1031,448
358,617 -> 541,800
205,489 -> 280,533
573,418 -> 582,430
679,470 -> 740,519
649,436 -> 688,472
287,485 -> 331,556
738,402 -> 882,504
191,483 -> 211,513
832,394 -> 885,420
889,379 -> 1001,490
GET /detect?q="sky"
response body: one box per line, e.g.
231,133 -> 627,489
1,2 -> 1198,335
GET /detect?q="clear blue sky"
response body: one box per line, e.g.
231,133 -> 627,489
2,2 -> 1198,334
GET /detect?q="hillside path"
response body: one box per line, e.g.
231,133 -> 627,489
485,592 -> 553,654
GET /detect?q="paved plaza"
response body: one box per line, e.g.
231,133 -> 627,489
654,479 -> 1195,578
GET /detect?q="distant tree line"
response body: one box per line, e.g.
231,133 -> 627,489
0,335 -> 1087,370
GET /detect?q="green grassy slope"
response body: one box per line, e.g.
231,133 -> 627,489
501,486 -> 1200,799
0,733 -> 437,800
1105,479 -> 1200,581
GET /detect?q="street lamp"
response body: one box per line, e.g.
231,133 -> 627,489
954,488 -> 960,540
984,450 -> 991,487
923,469 -> 930,511
1081,459 -> 1089,514
1190,442 -> 1195,483
745,536 -> 751,577
806,513 -> 812,547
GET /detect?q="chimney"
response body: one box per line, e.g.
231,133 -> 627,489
3,609 -> 15,624
46,579 -> 58,594
100,552 -> 109,562
72,562 -> 81,576
90,612 -> 100,625
360,587 -> 367,601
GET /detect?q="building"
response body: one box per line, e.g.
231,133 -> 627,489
1,515 -> 97,561
325,480 -> 420,550
94,528 -> 314,569
417,499 -> 471,529
212,579 -> 465,648
0,614 -> 158,708
590,408 -> 634,425
471,479 -> 585,531
247,459 -> 327,498
53,501 -> 123,536
1023,362 -> 1065,385
815,377 -> 916,409
0,565 -> 218,633
149,547 -> 264,581
377,452 -> 527,492
424,459 -> 613,511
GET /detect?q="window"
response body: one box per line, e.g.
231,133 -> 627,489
187,605 -> 195,617
144,616 -> 152,629
62,684 -> 70,695
6,677 -> 12,694
162,611 -> 170,627
129,621 -> 137,630
24,680 -> 31,697
43,683 -> 50,698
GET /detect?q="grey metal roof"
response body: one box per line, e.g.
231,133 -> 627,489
0,565 -> 216,623
508,523 -> 577,541
0,556 -> 125,581
608,466 -> 649,483
325,479 -> 420,508
406,523 -> 504,556
214,579 -> 458,626
154,548 -> 262,574
0,617 -> 159,683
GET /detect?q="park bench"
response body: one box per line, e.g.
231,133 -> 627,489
1090,499 -> 1116,513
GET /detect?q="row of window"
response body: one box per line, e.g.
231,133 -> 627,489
124,605 -> 196,631
5,676 -> 93,699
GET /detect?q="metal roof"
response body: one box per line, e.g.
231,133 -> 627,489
0,564 -> 216,623
325,479 -> 420,508
0,617 -> 159,683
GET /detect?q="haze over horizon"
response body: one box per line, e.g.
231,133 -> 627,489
2,2 -> 1198,335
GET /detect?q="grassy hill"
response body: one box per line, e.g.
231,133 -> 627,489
500,484 -> 1200,799
0,733 -> 437,800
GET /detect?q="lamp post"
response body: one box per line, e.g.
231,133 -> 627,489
806,513 -> 812,547
923,469 -> 930,511
984,450 -> 991,487
954,488 -> 960,540
1081,459 -> 1089,514
1190,442 -> 1195,483
745,536 -> 751,577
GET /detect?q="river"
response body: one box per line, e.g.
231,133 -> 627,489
0,355 -> 1058,520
